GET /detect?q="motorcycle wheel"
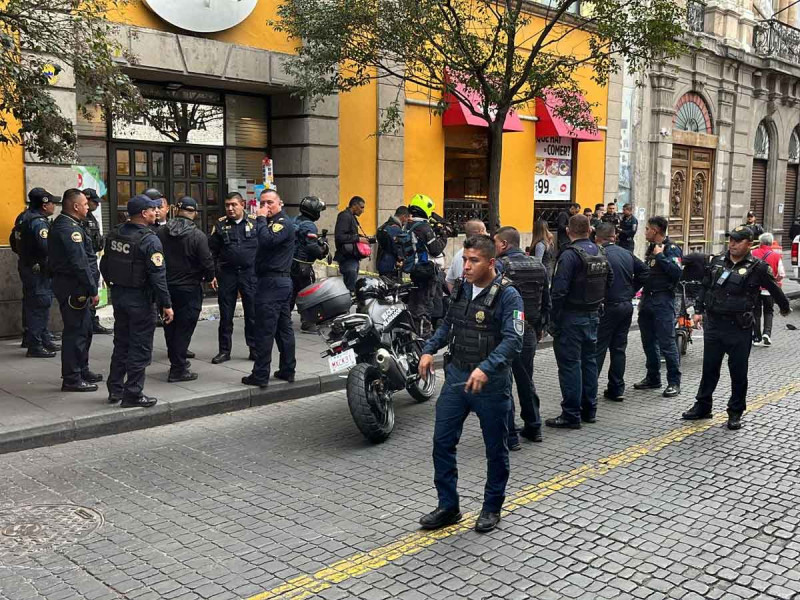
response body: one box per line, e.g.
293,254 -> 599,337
676,330 -> 688,358
406,370 -> 436,403
347,363 -> 395,443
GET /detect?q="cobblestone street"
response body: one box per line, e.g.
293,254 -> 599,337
1,306 -> 800,600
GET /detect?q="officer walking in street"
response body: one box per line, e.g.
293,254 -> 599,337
242,190 -> 296,388
618,203 -> 638,253
157,197 -> 214,382
290,196 -> 329,332
48,189 -> 103,392
81,188 -> 112,335
101,195 -> 173,408
11,188 -> 61,358
593,223 -> 649,402
546,214 -> 612,429
417,235 -> 524,533
208,192 -> 259,363
682,225 -> 791,430
634,216 -> 683,397
494,226 -> 550,447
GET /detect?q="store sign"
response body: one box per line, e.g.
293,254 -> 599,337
144,0 -> 258,33
535,136 -> 573,201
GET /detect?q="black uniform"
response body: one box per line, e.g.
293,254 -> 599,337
157,217 -> 215,377
291,215 -> 329,310
13,209 -> 54,351
101,223 -> 171,402
82,209 -> 111,335
618,214 -> 638,252
48,213 -> 100,387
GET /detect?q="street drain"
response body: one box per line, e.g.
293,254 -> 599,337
0,504 -> 104,560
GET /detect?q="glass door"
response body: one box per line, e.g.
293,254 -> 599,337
170,148 -> 223,234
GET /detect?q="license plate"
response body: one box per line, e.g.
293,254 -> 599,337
382,306 -> 403,325
328,348 -> 356,374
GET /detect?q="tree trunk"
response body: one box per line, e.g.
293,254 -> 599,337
486,118 -> 505,234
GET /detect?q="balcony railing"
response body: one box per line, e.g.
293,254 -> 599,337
687,0 -> 706,33
753,19 -> 800,63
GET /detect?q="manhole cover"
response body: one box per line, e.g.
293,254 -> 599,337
0,504 -> 104,559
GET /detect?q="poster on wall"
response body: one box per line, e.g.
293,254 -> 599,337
72,166 -> 106,234
534,137 -> 573,201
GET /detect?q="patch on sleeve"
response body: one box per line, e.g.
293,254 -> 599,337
39,228 -> 48,239
672,256 -> 682,266
513,310 -> 525,336
71,231 -> 83,243
271,223 -> 284,233
151,252 -> 164,267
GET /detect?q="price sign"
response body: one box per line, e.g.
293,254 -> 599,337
535,136 -> 573,201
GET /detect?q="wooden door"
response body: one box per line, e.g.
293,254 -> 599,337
669,145 -> 713,252
750,159 -> 768,227
110,144 -> 168,225
783,163 -> 798,250
170,148 -> 223,234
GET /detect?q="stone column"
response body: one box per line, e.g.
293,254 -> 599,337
647,68 -> 679,220
376,73 -> 405,227
603,67 -> 624,206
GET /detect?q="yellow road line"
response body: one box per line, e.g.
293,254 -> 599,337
248,382 -> 800,600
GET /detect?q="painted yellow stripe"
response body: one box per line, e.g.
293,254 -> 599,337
248,381 -> 800,600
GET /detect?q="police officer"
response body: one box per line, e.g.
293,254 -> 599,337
48,189 -> 103,392
242,190 -> 296,388
743,210 -> 764,240
494,226 -> 551,447
81,188 -> 112,335
291,196 -> 329,333
417,234 -> 524,533
101,195 -> 174,408
376,206 -> 410,280
546,214 -> 613,428
594,223 -> 649,402
157,197 -> 214,382
406,194 -> 448,330
208,192 -> 259,363
634,216 -> 683,397
683,226 -> 791,430
601,201 -> 621,232
618,203 -> 638,253
145,188 -> 169,230
12,188 -> 61,357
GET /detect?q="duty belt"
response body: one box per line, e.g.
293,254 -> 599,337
449,357 -> 481,372
605,299 -> 632,306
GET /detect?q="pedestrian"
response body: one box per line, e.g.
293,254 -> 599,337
751,232 -> 784,347
546,214 -> 612,429
634,216 -> 683,397
405,194 -> 448,330
445,219 -> 487,292
100,194 -> 173,408
291,196 -> 330,332
48,189 -> 103,392
11,188 -> 61,358
529,218 -> 556,278
593,223 -> 649,402
743,210 -> 764,239
157,197 -> 214,382
417,234 -> 524,533
334,196 -> 370,291
81,188 -> 113,335
208,192 -> 259,364
557,203 -> 581,253
682,225 -> 791,430
376,206 -> 410,279
494,226 -> 550,447
241,190 -> 296,388
618,203 -> 638,253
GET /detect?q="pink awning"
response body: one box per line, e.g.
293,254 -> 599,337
442,81 -> 524,132
535,91 -> 602,141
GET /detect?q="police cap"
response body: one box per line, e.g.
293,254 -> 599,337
82,188 -> 101,203
144,188 -> 165,201
28,187 -> 61,207
127,194 -> 161,216
726,225 -> 753,242
176,196 -> 198,211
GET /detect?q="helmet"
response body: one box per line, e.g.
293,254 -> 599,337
144,188 -> 165,201
299,196 -> 326,221
409,193 -> 435,219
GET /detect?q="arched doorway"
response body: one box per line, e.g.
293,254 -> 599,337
750,120 -> 771,229
784,127 -> 799,249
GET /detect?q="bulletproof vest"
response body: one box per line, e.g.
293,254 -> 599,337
644,242 -> 679,293
83,215 -> 102,252
496,253 -> 546,324
447,278 -> 511,367
705,255 -> 760,315
16,212 -> 49,264
565,244 -> 609,309
101,227 -> 153,287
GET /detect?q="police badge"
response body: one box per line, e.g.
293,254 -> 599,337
475,310 -> 485,323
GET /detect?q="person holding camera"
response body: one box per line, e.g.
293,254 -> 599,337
334,196 -> 371,291
291,196 -> 329,333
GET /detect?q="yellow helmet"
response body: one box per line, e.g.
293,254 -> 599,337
409,193 -> 435,218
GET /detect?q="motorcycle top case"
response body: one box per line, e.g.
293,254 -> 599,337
296,277 -> 352,324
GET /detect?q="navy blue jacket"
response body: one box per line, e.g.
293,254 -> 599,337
643,237 -> 683,295
618,214 -> 638,250
112,223 -> 171,309
551,238 -> 614,323
376,215 -> 404,274
48,213 -> 98,296
208,214 -> 258,271
255,209 -> 295,276
601,242 -> 649,304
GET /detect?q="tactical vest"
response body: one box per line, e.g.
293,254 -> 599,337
101,227 -> 154,287
14,212 -> 49,264
496,253 -> 546,324
447,278 -> 511,369
565,244 -> 609,309
644,242 -> 679,293
705,256 -> 760,316
83,215 -> 102,252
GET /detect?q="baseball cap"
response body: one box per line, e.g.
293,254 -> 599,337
144,188 -> 165,201
127,194 -> 161,216
82,188 -> 101,203
726,225 -> 754,242
176,196 -> 198,211
28,187 -> 61,206
746,210 -> 756,218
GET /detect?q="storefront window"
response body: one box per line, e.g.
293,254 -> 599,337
444,128 -> 490,230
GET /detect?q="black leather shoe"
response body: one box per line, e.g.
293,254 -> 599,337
20,338 -> 27,348
168,370 -> 198,383
92,323 -> 113,335
43,342 -> 61,352
662,384 -> 681,398
26,347 -> 56,358
520,426 -> 543,443
81,371 -> 104,383
633,378 -> 661,390
108,394 -> 122,404
545,415 -> 581,429
419,507 -> 462,530
274,370 -> 296,383
581,413 -> 597,424
185,350 -> 196,359
120,395 -> 157,408
248,350 -> 257,361
603,389 -> 625,402
509,439 -> 522,451
211,352 -> 230,365
61,380 -> 98,392
241,375 -> 269,388
727,413 -> 742,430
682,404 -> 712,420
475,510 -> 501,533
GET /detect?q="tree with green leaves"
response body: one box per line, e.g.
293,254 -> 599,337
274,0 -> 685,230
0,0 -> 143,161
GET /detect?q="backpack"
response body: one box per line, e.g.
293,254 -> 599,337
397,221 -> 426,274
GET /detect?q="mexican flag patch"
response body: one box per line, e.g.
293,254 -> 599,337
513,310 -> 525,336
513,310 -> 525,321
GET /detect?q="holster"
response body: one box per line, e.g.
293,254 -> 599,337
735,312 -> 754,330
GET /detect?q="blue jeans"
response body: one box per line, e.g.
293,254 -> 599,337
433,365 -> 512,513
596,301 -> 634,396
553,310 -> 600,423
638,292 -> 681,386
339,258 -> 360,291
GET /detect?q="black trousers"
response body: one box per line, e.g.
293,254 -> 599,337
752,295 -> 774,340
695,314 -> 752,416
163,285 -> 203,374
53,277 -> 93,385
507,326 -> 541,441
290,263 -> 315,317
217,268 -> 257,354
251,276 -> 296,382
108,291 -> 157,400
596,301 -> 634,396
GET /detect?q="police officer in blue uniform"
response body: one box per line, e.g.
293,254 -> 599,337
594,223 -> 649,402
617,203 -> 638,253
376,206 -> 410,279
634,216 -> 683,397
101,195 -> 174,408
12,188 -> 61,357
208,192 -> 259,364
290,196 -> 329,333
48,189 -> 103,392
546,214 -> 613,429
417,235 -> 524,533
494,226 -> 551,447
242,190 -> 296,388
81,188 -> 113,335
683,226 -> 791,430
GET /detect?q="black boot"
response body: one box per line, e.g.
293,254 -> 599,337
727,413 -> 742,430
682,403 -> 712,420
92,317 -> 112,335
81,371 -> 104,384
211,352 -> 231,364
475,510 -> 501,533
419,507 -> 462,530
26,346 -> 56,358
